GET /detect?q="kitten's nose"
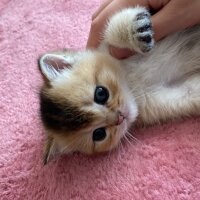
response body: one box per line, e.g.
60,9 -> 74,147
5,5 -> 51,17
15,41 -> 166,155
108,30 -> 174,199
116,112 -> 125,125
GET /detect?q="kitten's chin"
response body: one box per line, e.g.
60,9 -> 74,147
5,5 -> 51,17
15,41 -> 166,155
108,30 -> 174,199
125,99 -> 138,126
119,99 -> 138,139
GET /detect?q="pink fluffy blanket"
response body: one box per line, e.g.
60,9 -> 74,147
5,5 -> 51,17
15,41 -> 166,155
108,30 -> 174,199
1,0 -> 200,199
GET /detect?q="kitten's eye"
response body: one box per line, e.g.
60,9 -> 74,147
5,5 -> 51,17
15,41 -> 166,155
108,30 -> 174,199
94,86 -> 109,105
93,128 -> 106,142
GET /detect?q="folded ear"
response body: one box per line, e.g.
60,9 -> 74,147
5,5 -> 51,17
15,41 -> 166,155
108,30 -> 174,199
39,53 -> 74,82
43,136 -> 59,165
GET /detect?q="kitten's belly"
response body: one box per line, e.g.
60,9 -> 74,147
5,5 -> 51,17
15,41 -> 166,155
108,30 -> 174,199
121,52 -> 186,92
122,58 -> 170,92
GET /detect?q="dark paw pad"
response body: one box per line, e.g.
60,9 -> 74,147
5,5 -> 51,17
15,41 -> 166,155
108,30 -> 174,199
130,9 -> 154,53
137,23 -> 152,33
138,35 -> 152,43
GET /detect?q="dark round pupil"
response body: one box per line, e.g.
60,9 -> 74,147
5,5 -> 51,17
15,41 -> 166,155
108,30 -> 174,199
94,86 -> 109,104
93,128 -> 106,141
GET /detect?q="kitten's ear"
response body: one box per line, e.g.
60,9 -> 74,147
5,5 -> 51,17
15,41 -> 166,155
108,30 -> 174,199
43,136 -> 59,165
39,54 -> 73,81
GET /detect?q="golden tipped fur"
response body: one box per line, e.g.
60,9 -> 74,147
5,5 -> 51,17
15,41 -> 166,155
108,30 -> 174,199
39,7 -> 200,163
40,52 -> 137,162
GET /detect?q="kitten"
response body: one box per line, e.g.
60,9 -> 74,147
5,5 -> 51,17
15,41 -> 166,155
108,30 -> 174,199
39,7 -> 200,164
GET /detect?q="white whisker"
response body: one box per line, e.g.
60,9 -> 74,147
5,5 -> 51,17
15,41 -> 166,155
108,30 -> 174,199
126,130 -> 142,144
124,134 -> 132,145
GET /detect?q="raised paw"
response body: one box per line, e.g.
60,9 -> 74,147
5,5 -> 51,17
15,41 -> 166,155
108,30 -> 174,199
131,10 -> 154,53
103,7 -> 154,54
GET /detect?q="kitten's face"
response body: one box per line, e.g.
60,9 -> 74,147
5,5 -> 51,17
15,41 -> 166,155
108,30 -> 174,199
39,51 -> 138,163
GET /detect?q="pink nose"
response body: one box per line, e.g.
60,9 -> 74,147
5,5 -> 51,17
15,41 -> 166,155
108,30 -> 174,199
116,113 -> 124,125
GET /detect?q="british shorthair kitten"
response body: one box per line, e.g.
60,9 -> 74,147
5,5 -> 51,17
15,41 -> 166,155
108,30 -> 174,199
39,7 -> 200,164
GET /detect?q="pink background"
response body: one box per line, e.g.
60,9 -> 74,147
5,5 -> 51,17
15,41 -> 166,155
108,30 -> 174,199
1,0 -> 200,199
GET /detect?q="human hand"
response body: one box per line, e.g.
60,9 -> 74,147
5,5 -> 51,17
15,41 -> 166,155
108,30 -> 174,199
87,0 -> 200,59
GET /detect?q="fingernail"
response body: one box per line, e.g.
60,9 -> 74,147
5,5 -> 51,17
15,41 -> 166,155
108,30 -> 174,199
109,46 -> 134,59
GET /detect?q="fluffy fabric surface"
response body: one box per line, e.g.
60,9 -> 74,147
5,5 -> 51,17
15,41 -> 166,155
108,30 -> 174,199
1,0 -> 200,199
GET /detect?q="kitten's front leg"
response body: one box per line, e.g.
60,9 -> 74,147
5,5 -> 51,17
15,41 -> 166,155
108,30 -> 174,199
104,7 -> 154,54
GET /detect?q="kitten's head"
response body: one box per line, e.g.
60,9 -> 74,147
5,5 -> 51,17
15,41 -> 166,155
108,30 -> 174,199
39,50 -> 138,164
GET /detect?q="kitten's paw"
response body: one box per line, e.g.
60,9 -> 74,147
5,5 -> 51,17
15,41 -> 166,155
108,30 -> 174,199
103,7 -> 154,54
131,10 -> 154,53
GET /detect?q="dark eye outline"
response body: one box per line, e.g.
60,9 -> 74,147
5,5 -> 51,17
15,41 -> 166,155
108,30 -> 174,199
94,86 -> 109,105
92,128 -> 106,142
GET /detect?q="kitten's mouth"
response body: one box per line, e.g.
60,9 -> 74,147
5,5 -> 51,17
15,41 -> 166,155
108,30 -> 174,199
116,113 -> 125,125
116,112 -> 129,126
